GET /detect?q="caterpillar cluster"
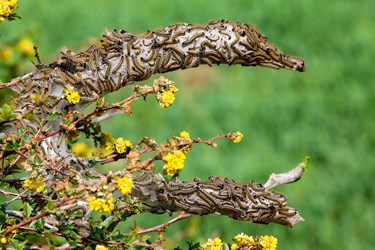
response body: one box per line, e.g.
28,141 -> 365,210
30,20 -> 305,102
131,172 -> 302,227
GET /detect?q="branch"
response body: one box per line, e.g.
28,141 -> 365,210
11,20 -> 305,105
264,158 -> 309,190
4,195 -> 84,234
130,171 -> 304,227
124,212 -> 193,237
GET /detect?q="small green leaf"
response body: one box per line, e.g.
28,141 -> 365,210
0,104 -> 17,122
302,156 -> 311,171
69,230 -> 79,240
0,132 -> 6,141
69,240 -> 78,248
47,201 -> 55,211
117,213 -> 127,221
23,202 -> 32,219
44,112 -> 62,122
10,239 -> 27,250
100,215 -> 114,228
36,217 -> 45,231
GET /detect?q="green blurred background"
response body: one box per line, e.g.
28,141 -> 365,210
1,0 -> 375,249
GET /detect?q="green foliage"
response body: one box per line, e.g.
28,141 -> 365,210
1,0 -> 374,249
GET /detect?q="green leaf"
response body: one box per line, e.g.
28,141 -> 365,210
0,132 -> 6,141
44,112 -> 62,122
69,230 -> 79,240
69,240 -> 78,248
36,217 -> 45,231
0,104 -> 17,122
23,202 -> 32,219
47,201 -> 55,211
117,213 -> 127,221
10,239 -> 27,250
99,215 -> 114,228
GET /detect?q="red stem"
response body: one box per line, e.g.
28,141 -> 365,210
4,194 -> 84,234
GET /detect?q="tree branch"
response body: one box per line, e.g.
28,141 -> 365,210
130,171 -> 304,227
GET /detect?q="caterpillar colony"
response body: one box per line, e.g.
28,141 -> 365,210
4,20 -> 305,227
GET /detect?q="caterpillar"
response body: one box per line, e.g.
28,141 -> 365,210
128,172 -> 301,226
40,19 -> 304,101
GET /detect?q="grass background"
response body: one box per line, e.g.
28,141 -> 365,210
1,0 -> 375,249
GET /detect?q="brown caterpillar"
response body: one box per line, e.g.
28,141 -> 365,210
129,172 -> 302,227
30,20 -> 304,102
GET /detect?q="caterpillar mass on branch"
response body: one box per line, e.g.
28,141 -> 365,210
15,19 -> 305,103
131,172 -> 304,227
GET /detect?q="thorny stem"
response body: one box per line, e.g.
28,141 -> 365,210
0,78 -> 21,90
4,194 -> 84,234
124,212 -> 194,237
0,189 -> 27,198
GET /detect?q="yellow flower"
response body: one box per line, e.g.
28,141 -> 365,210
71,142 -> 91,157
230,243 -> 238,250
117,176 -> 133,195
87,195 -> 114,213
179,130 -> 192,153
163,150 -> 186,176
95,245 -> 108,250
201,237 -> 223,250
180,130 -> 191,139
156,90 -> 176,108
0,0 -> 18,22
114,137 -> 133,154
1,237 -> 7,244
64,86 -> 80,104
229,131 -> 243,143
233,232 -> 255,245
23,176 -> 45,193
259,235 -> 278,250
17,37 -> 34,57
0,46 -> 13,60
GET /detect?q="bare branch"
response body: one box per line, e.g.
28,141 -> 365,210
264,157 -> 310,190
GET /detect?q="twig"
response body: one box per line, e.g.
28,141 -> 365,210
124,212 -> 193,237
0,78 -> 21,90
0,189 -> 27,198
263,158 -> 309,190
4,194 -> 84,234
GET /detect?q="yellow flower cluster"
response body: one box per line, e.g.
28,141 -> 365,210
87,195 -> 114,213
259,235 -> 278,250
163,150 -> 186,176
116,176 -> 133,195
95,245 -> 108,250
155,77 -> 178,108
179,130 -> 192,153
229,233 -> 278,250
0,0 -> 17,22
114,137 -> 133,154
23,176 -> 45,193
64,86 -> 80,104
231,233 -> 255,250
229,131 -> 244,143
201,237 -> 223,250
180,131 -> 190,139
